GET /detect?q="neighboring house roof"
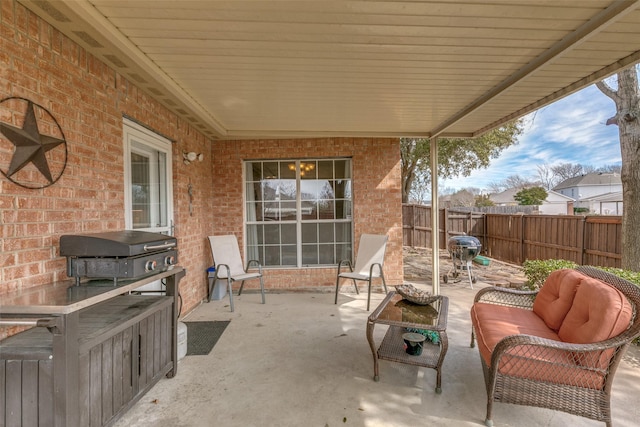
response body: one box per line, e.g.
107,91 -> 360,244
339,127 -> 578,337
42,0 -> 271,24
545,190 -> 574,202
489,188 -> 520,205
553,173 -> 621,191
581,191 -> 623,203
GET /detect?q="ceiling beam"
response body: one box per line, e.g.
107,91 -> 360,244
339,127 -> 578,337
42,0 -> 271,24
474,49 -> 640,136
220,130 -> 470,141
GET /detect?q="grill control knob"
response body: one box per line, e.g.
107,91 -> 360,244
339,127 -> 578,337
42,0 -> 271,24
145,260 -> 157,272
164,255 -> 175,266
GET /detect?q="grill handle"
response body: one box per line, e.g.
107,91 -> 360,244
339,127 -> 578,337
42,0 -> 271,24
144,242 -> 177,251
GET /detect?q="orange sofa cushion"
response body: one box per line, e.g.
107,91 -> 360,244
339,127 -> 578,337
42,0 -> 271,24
471,302 -> 606,389
496,347 -> 606,389
471,303 -> 560,366
532,269 -> 583,331
557,276 -> 632,368
558,276 -> 632,344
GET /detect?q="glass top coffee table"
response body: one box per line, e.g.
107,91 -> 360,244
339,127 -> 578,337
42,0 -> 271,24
366,291 -> 449,393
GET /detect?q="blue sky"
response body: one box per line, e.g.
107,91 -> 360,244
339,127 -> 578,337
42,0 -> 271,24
441,83 -> 622,192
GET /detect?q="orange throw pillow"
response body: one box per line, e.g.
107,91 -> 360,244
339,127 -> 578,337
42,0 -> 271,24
558,276 -> 632,344
532,269 -> 583,331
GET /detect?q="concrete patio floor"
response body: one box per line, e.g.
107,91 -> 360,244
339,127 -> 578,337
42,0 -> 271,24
113,279 -> 640,427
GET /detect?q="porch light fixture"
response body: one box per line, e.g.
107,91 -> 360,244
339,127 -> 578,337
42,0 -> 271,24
183,150 -> 204,165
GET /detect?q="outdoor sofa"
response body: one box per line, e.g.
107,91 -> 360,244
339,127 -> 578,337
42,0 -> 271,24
470,266 -> 640,427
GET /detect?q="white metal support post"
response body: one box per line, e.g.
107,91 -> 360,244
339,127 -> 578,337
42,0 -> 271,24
430,137 -> 440,296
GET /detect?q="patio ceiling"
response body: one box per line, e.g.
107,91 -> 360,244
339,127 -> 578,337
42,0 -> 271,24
19,0 -> 640,140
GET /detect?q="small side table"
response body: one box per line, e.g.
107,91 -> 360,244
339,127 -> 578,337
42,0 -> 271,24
366,291 -> 449,393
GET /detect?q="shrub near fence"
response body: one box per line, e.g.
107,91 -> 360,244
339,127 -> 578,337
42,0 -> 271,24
402,204 -> 622,268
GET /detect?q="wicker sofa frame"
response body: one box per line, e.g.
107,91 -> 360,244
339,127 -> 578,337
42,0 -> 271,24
470,266 -> 640,427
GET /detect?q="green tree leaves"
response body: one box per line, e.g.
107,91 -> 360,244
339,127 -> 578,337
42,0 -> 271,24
514,186 -> 548,205
400,121 -> 523,203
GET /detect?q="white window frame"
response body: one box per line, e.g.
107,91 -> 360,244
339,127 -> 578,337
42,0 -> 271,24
123,118 -> 174,235
244,158 -> 353,268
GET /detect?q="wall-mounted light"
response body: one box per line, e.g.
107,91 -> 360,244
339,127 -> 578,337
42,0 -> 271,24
183,151 -> 204,165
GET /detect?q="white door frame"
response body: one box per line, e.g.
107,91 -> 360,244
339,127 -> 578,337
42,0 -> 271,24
123,118 -> 174,235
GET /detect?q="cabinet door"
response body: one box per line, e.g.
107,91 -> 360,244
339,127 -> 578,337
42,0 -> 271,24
137,303 -> 173,391
79,326 -> 135,427
1,358 -> 53,427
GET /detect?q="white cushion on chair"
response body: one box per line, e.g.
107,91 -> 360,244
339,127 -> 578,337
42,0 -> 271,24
339,272 -> 371,281
352,234 -> 388,277
208,235 -> 246,278
230,272 -> 262,281
207,234 -> 265,312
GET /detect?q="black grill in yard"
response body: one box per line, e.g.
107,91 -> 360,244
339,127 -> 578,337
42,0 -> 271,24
442,235 -> 482,288
60,230 -> 178,285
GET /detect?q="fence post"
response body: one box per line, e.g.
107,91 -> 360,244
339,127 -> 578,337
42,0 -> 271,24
520,214 -> 525,264
407,204 -> 413,247
579,216 -> 586,266
442,208 -> 449,250
484,213 -> 489,256
414,204 -> 419,247
482,213 -> 487,255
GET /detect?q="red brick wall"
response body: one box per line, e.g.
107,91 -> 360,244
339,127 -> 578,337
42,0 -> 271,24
212,138 -> 404,290
0,1 -> 404,335
0,1 -> 212,321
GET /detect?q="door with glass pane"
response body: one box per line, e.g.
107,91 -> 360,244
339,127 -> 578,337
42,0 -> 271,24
123,120 -> 174,293
123,119 -> 173,235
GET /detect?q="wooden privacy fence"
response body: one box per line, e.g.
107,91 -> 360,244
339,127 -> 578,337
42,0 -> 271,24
402,204 -> 622,268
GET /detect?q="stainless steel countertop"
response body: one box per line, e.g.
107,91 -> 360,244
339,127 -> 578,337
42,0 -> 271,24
0,267 -> 185,315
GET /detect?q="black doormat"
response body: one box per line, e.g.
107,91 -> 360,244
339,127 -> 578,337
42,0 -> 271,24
185,321 -> 230,356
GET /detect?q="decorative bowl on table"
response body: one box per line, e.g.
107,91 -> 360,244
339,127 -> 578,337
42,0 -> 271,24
395,284 -> 440,305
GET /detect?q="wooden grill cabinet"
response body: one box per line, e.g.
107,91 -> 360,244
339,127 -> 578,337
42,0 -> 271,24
0,268 -> 185,427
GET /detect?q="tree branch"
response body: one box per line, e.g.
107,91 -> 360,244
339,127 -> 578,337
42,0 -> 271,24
595,79 -> 620,103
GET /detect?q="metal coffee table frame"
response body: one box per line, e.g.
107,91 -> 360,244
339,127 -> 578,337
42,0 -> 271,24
366,291 -> 449,393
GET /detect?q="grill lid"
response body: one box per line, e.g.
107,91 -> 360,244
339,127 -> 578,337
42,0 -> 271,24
447,235 -> 481,249
60,230 -> 176,257
447,235 -> 482,261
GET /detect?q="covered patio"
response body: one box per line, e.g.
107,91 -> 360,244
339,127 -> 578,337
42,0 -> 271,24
3,2 -> 640,426
112,279 -> 640,427
17,0 -> 640,300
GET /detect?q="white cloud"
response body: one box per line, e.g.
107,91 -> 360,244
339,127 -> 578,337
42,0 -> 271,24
441,84 -> 622,191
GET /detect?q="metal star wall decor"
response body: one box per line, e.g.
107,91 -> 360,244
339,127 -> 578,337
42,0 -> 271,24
0,97 -> 68,189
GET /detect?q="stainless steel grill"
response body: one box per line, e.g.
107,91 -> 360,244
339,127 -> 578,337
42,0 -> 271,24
60,230 -> 178,285
442,235 -> 482,288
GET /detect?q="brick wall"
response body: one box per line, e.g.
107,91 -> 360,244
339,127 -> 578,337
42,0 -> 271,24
212,138 -> 404,290
1,1 -> 404,335
0,1 -> 212,323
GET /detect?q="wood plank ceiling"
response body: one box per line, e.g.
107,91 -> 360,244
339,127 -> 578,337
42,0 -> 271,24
19,0 -> 640,140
